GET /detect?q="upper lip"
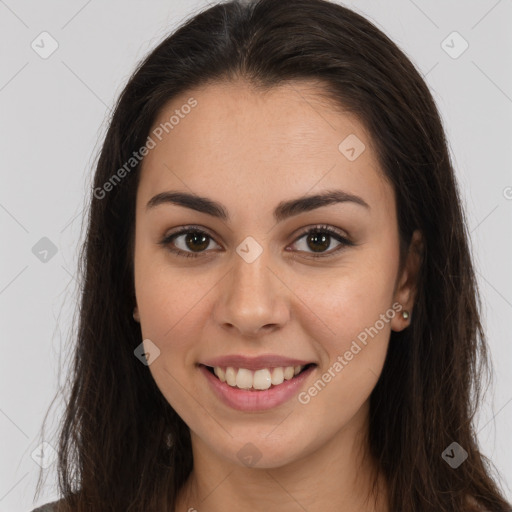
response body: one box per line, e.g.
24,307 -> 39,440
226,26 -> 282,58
201,354 -> 316,371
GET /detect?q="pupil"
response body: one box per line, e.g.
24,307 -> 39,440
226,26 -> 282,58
308,233 -> 329,252
184,232 -> 330,253
186,232 -> 209,251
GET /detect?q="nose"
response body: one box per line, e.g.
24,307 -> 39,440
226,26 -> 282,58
213,246 -> 290,338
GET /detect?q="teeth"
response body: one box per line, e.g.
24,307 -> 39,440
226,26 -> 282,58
225,367 -> 237,386
270,367 -> 283,385
254,369 -> 272,390
213,366 -> 226,382
283,366 -> 295,380
212,365 -> 307,390
236,368 -> 253,389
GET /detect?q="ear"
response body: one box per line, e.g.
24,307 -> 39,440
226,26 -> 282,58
133,305 -> 140,323
391,229 -> 424,332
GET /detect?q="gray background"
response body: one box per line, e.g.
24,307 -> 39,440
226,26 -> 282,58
0,0 -> 511,510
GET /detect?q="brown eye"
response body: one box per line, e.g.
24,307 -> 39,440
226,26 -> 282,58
305,232 -> 331,252
159,224 -> 354,260
181,231 -> 210,252
290,225 -> 354,258
160,227 -> 219,258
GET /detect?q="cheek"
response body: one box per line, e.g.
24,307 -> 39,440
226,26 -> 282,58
134,265 -> 210,421
292,238 -> 398,390
297,281 -> 393,426
134,241 -> 213,350
298,249 -> 397,333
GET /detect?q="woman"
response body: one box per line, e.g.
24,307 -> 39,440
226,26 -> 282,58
32,0 -> 511,510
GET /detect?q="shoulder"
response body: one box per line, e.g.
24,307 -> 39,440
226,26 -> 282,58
30,498 -> 63,512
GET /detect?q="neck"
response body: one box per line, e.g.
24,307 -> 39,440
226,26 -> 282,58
174,401 -> 388,512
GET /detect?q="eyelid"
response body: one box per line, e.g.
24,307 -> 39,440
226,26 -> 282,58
159,223 -> 354,259
160,224 -> 220,247
159,225 -> 221,256
288,224 -> 353,257
292,223 -> 350,242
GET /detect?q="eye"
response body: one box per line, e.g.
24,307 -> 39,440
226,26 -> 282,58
159,226 -> 220,259
159,224 -> 354,259
288,224 -> 354,258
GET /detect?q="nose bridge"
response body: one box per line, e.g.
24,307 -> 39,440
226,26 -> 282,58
216,238 -> 289,335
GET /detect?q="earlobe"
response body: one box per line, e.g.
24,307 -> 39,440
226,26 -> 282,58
391,229 -> 424,332
133,306 -> 140,323
391,308 -> 412,332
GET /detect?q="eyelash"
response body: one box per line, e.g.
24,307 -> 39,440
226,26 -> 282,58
159,224 -> 354,260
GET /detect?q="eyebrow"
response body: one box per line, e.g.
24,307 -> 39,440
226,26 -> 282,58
146,189 -> 370,222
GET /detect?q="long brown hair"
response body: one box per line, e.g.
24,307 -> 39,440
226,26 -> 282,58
34,0 -> 511,510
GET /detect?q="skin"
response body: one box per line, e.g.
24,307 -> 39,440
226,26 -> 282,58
132,80 -> 423,512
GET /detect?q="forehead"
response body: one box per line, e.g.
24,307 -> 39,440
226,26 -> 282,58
137,79 -> 393,217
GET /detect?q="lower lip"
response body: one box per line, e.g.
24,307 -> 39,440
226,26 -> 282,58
199,364 -> 317,412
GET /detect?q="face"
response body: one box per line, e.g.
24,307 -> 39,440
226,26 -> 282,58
133,80 -> 420,469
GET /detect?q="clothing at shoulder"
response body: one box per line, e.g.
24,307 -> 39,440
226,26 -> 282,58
30,498 -> 63,512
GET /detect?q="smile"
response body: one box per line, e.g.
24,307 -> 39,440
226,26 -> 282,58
199,363 -> 317,411
208,364 -> 314,391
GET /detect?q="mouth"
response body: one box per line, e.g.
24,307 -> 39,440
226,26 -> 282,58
200,363 -> 317,392
199,361 -> 318,411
